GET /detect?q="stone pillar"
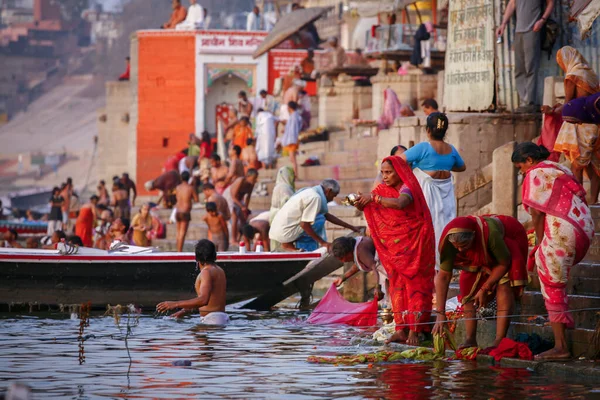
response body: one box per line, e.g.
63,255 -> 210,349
492,141 -> 517,217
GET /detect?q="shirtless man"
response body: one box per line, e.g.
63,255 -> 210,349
224,145 -> 245,187
210,154 -> 229,193
108,217 -> 130,249
144,170 -> 182,208
120,173 -> 137,207
203,202 -> 229,251
241,138 -> 260,170
202,183 -> 230,222
224,169 -> 258,244
174,171 -> 198,252
157,239 -> 228,325
241,219 -> 270,252
60,181 -> 72,231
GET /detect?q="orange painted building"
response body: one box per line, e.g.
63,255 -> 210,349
131,30 -> 314,196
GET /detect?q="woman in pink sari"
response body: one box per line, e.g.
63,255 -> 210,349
377,88 -> 413,130
512,142 -> 594,360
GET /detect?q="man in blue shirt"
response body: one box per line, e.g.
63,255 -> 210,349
282,101 -> 303,177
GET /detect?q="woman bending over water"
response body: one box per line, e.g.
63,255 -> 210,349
354,156 -> 435,345
433,214 -> 528,349
512,142 -> 593,360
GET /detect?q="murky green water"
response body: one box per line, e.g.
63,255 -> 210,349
1,307 -> 598,399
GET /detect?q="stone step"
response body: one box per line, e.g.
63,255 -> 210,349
448,284 -> 600,330
528,262 -> 600,297
292,162 -> 376,182
265,178 -> 373,198
325,217 -> 366,231
165,223 -> 208,241
582,233 -> 600,263
453,318 -> 595,358
519,290 -> 600,330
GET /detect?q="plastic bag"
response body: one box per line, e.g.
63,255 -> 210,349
306,284 -> 378,326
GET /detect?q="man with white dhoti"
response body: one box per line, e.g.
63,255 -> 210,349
269,179 -> 360,252
255,109 -> 278,168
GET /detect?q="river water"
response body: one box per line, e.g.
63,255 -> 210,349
1,306 -> 598,399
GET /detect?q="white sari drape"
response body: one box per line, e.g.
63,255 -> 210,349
413,168 -> 456,269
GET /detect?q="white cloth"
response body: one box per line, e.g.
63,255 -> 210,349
269,187 -> 322,244
282,111 -> 303,147
413,168 -> 456,270
255,111 -> 277,164
200,312 -> 229,325
255,95 -> 276,115
246,12 -> 261,31
175,4 -> 204,30
178,157 -> 189,174
278,103 -> 290,121
251,210 -> 270,222
420,39 -> 431,68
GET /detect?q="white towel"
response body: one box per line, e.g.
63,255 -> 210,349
200,312 -> 229,325
413,168 -> 456,270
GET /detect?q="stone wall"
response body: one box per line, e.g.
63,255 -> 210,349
377,113 -> 541,215
370,72 -> 438,118
96,81 -> 132,184
318,77 -> 372,129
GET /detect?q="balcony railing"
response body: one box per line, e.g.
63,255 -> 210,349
364,23 -> 445,54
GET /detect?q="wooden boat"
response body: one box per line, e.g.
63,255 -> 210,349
0,245 -> 321,311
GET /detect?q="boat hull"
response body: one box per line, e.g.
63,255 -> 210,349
0,252 -> 321,310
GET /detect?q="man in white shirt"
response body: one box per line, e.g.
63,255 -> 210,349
176,0 -> 204,30
246,6 -> 262,31
269,179 -> 360,251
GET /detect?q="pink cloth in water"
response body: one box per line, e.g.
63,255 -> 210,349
306,284 -> 378,326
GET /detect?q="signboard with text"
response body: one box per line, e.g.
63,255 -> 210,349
197,31 -> 268,54
443,0 -> 495,111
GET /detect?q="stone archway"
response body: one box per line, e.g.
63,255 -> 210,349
204,74 -> 249,134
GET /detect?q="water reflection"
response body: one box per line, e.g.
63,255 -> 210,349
0,311 -> 596,399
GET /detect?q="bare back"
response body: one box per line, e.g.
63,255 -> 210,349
176,182 -> 195,213
212,165 -> 228,183
194,264 -> 227,315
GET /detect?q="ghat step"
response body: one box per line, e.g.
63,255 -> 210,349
448,285 -> 600,330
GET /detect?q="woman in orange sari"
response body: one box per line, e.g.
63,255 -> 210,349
355,156 -> 435,345
553,46 -> 600,202
74,195 -> 99,247
513,142 -> 594,360
433,214 -> 528,349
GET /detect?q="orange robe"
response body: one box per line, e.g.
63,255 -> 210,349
75,206 -> 94,247
233,125 -> 253,149
163,5 -> 187,28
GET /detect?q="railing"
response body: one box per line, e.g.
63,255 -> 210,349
456,141 -> 519,217
364,23 -> 445,54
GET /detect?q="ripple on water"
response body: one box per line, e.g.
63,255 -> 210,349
0,311 -> 597,399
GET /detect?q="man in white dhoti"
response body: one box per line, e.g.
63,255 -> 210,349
175,0 -> 204,30
255,108 -> 279,168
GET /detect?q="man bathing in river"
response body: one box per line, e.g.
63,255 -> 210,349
157,239 -> 228,325
175,171 -> 198,252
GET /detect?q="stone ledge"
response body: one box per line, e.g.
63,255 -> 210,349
384,342 -> 600,380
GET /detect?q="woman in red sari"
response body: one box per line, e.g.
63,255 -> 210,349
432,215 -> 528,349
355,156 -> 435,345
74,195 -> 99,247
513,142 -> 594,360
